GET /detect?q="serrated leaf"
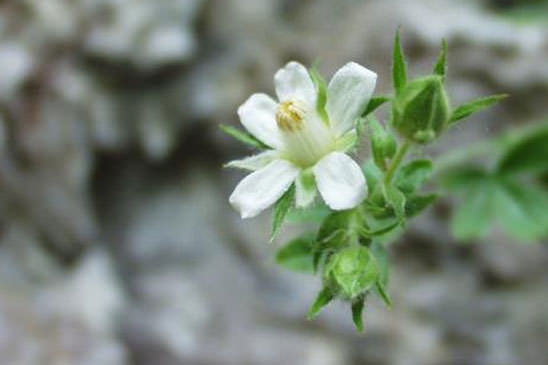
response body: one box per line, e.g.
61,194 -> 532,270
351,297 -> 366,332
309,66 -> 329,123
450,94 -> 507,124
219,124 -> 268,149
307,287 -> 334,319
271,185 -> 295,241
362,95 -> 391,117
433,39 -> 448,78
497,125 -> 548,176
493,180 -> 548,241
275,234 -> 315,273
393,30 -> 408,95
395,159 -> 433,194
405,193 -> 438,218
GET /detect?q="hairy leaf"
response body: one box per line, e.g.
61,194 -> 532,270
450,94 -> 507,124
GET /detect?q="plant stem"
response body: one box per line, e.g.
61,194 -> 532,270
384,140 -> 410,184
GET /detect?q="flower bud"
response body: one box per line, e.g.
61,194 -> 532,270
323,246 -> 378,300
391,75 -> 450,144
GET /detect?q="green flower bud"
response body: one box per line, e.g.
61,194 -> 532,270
323,246 -> 378,300
391,75 -> 450,144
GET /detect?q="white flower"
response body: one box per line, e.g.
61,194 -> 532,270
228,61 -> 377,218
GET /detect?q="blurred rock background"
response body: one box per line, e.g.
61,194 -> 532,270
0,0 -> 547,364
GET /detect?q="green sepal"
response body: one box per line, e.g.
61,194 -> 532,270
307,287 -> 334,320
271,185 -> 295,241
295,169 -> 317,208
433,39 -> 448,79
351,297 -> 366,332
286,204 -> 331,224
370,241 -> 391,308
362,95 -> 391,117
219,124 -> 268,149
393,30 -> 408,95
275,234 -> 315,273
309,66 -> 329,124
450,94 -> 507,124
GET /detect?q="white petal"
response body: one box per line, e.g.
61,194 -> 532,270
225,151 -> 279,171
274,61 -> 317,106
313,152 -> 367,210
295,170 -> 317,208
229,159 -> 300,219
237,93 -> 284,149
327,62 -> 377,136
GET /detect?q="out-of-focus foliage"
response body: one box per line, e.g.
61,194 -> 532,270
441,122 -> 548,241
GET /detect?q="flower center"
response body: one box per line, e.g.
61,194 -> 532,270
275,99 -> 333,168
276,100 -> 307,132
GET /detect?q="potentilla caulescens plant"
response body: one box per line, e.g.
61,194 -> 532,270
221,31 -> 507,332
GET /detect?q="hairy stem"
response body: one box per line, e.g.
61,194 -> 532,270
384,140 -> 410,184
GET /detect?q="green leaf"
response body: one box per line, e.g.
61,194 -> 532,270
371,242 -> 388,281
395,159 -> 433,194
363,160 -> 384,194
360,221 -> 401,239
309,66 -> 329,123
275,234 -> 315,273
405,193 -> 438,218
450,94 -> 507,124
393,30 -> 408,95
384,184 -> 406,220
493,180 -> 548,241
362,95 -> 391,117
351,297 -> 366,332
433,39 -> 448,79
219,124 -> 268,149
317,211 -> 354,244
497,125 -> 548,176
307,287 -> 334,320
271,185 -> 295,241
440,166 -> 488,191
451,177 -> 495,240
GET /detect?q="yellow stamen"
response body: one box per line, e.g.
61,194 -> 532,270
276,100 -> 306,132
